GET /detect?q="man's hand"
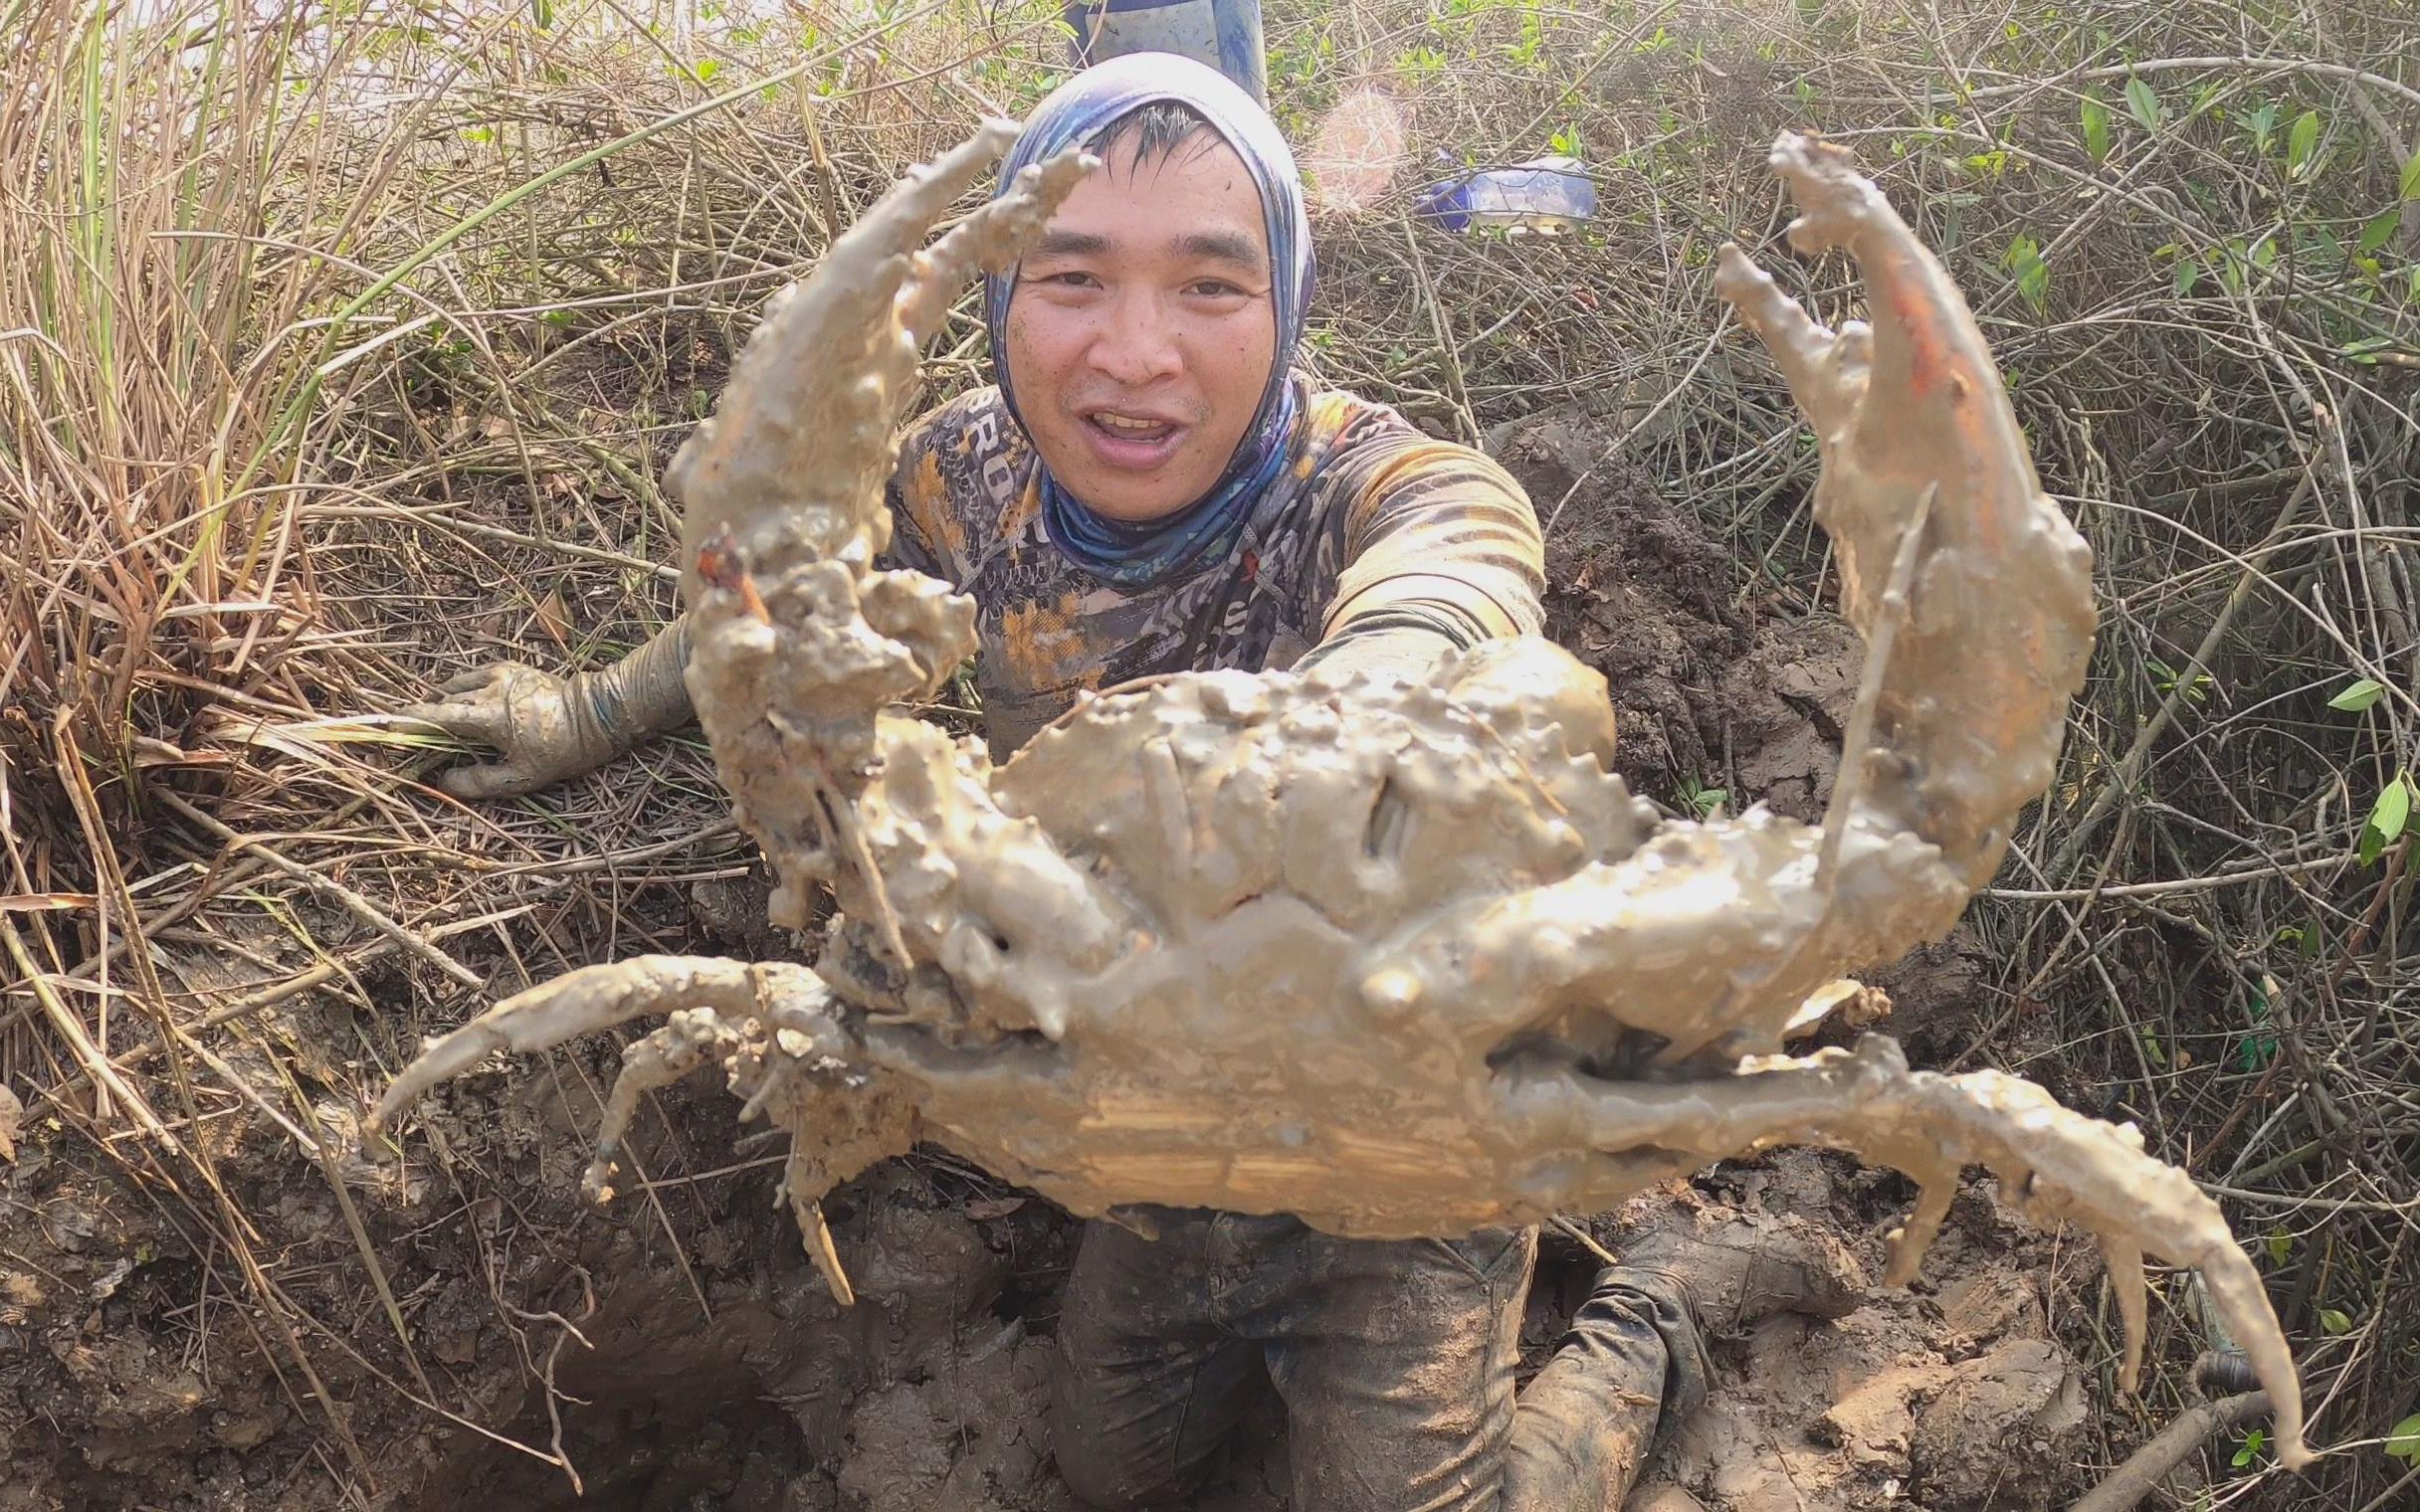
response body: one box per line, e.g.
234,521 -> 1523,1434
402,621 -> 698,800
402,662 -> 622,799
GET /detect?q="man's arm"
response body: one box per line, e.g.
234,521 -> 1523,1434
1296,429 -> 1545,682
400,618 -> 697,799
405,418 -> 967,799
1295,427 -> 1618,766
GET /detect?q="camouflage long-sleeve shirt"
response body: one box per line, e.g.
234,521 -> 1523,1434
886,376 -> 1545,756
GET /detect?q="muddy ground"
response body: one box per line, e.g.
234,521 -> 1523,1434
1,413 -> 2129,1511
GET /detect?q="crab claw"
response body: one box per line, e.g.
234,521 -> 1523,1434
665,124 -> 1101,959
1715,133 -> 2097,969
667,123 -> 1094,584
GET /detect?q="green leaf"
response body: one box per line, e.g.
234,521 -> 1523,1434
2237,1029 -> 2276,1070
2358,773 -> 2413,866
2360,209 -> 2401,256
2004,234 -> 2049,312
2125,75 -> 2162,132
2401,151 -> 2420,202
2328,677 -> 2385,711
2241,101 -> 2280,152
2173,256 -> 2200,297
2371,774 -> 2411,844
2319,1307 -> 2353,1336
2081,93 -> 2111,162
2287,109 -> 2321,178
2264,1227 -> 2292,1266
2388,1412 -> 2420,1463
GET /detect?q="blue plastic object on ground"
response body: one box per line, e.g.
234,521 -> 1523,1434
1414,156 -> 1599,234
1063,0 -> 1268,103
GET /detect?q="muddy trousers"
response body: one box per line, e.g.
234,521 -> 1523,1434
1050,1212 -> 1711,1511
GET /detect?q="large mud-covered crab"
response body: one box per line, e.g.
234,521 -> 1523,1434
377,124 -> 2309,1464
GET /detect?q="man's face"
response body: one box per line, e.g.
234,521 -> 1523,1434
1004,126 -> 1279,523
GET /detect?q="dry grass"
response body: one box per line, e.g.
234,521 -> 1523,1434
0,0 -> 2413,1503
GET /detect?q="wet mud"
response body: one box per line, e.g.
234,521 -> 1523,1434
1503,411 -> 1868,823
1632,1153 -> 2091,1512
0,400 -> 2198,1512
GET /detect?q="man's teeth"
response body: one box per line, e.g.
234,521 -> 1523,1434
1093,413 -> 1172,437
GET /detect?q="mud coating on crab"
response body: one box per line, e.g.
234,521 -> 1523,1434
374,127 -> 2311,1469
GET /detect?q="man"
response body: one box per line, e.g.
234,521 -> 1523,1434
409,56 -> 1860,1510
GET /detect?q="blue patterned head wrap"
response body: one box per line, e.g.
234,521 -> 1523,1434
984,53 -> 1314,588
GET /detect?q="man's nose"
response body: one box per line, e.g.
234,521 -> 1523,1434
1086,291 -> 1183,386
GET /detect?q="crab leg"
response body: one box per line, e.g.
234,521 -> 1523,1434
583,1008 -> 745,1203
372,957 -> 836,1126
1500,1039 -> 2308,1469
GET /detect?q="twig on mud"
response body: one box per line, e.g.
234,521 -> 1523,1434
1548,1212 -> 1620,1266
2069,1391 -> 2273,1512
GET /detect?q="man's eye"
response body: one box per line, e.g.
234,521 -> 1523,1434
1189,280 -> 1244,297
1040,271 -> 1099,288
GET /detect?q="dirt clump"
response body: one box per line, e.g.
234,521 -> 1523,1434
1629,1152 -> 2090,1512
1491,409 -> 1863,821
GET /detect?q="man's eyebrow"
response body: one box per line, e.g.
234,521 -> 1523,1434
1031,228 -> 1111,259
1175,229 -> 1269,273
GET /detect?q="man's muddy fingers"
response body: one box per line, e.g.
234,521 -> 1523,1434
897,147 -> 1095,342
396,695 -> 510,746
437,662 -> 518,696
432,759 -> 543,801
372,957 -> 829,1127
398,663 -> 533,741
1714,244 -> 1862,436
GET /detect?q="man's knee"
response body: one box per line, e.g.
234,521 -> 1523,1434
1049,1354 -> 1214,1509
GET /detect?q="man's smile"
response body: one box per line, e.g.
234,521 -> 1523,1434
1079,406 -> 1189,469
